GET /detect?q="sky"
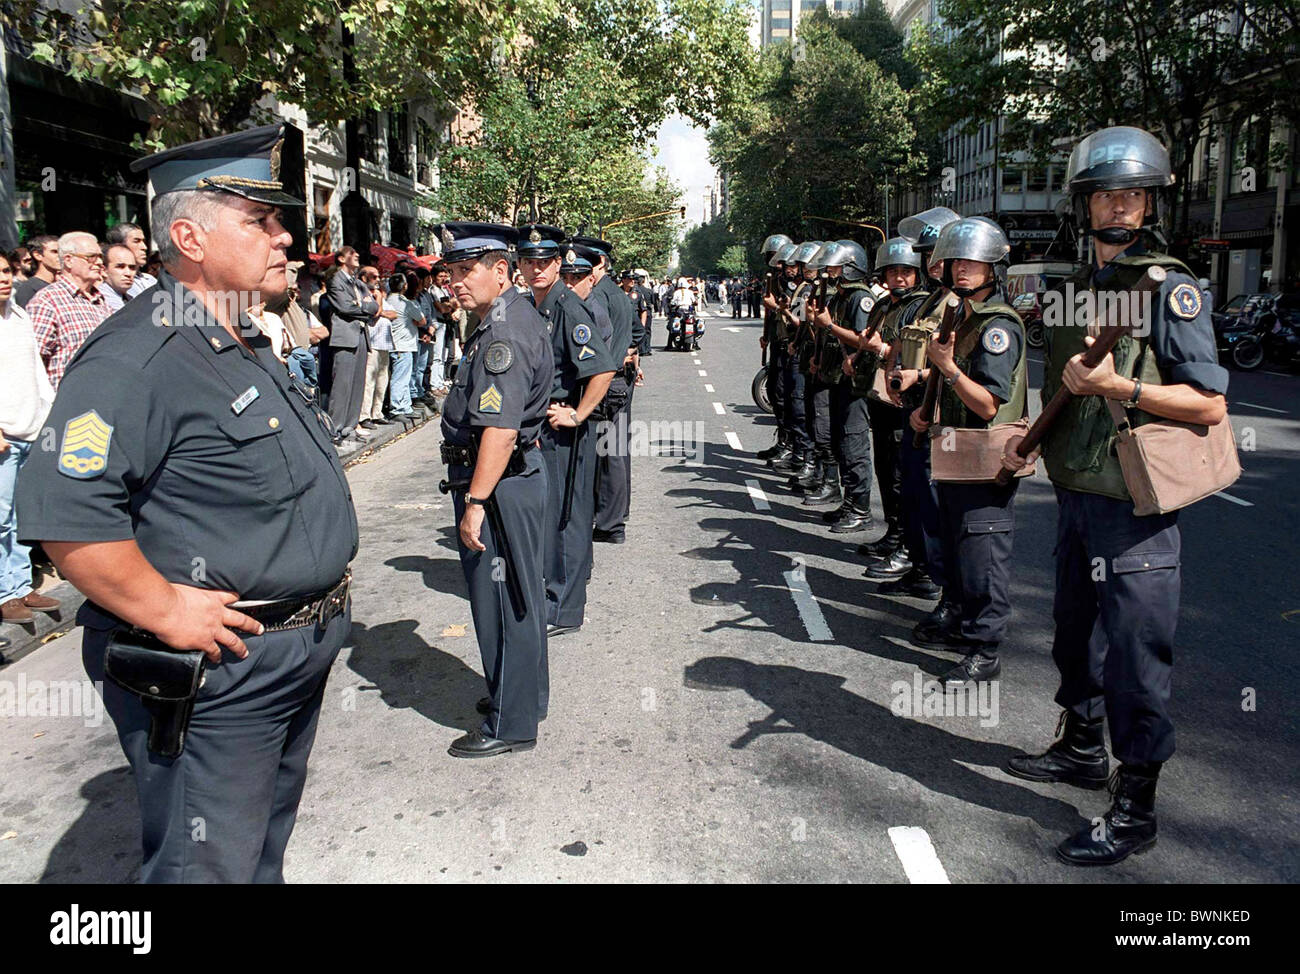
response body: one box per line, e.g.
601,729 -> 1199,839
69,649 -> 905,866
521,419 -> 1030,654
652,115 -> 717,232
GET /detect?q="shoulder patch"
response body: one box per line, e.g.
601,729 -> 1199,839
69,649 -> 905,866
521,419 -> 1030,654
859,294 -> 875,314
982,326 -> 1010,355
58,410 -> 112,479
1168,282 -> 1203,320
573,323 -> 591,345
484,341 -> 513,374
478,384 -> 503,414
578,344 -> 596,360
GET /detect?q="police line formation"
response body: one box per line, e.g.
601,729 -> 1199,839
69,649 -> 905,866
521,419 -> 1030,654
13,122 -> 1241,883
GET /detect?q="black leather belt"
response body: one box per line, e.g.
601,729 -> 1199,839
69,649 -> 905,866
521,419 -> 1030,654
234,570 -> 352,632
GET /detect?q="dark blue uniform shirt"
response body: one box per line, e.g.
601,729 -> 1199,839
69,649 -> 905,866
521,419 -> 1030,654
16,271 -> 359,629
534,281 -> 616,402
440,286 -> 552,447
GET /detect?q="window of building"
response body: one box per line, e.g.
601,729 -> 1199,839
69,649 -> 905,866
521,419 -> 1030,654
771,0 -> 791,9
1002,166 -> 1023,194
1230,114 -> 1270,195
771,18 -> 790,30
1027,168 -> 1048,192
388,107 -> 411,178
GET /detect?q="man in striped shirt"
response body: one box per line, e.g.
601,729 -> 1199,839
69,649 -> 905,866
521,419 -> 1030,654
25,231 -> 111,388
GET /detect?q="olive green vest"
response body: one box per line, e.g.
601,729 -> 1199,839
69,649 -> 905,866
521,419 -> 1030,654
797,278 -> 835,375
819,280 -> 871,386
1041,253 -> 1193,500
937,300 -> 1027,429
847,291 -> 909,398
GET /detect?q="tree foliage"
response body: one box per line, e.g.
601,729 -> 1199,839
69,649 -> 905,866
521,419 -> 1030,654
710,14 -> 920,254
14,0 -> 535,145
677,214 -> 738,275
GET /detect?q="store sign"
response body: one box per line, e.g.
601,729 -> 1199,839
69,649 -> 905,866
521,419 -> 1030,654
1199,238 -> 1231,252
1009,229 -> 1058,241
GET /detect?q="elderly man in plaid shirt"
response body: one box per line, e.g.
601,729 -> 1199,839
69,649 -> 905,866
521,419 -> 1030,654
26,231 -> 112,388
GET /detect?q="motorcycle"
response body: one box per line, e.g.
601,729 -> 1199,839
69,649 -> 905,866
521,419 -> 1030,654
667,308 -> 702,351
1216,295 -> 1300,371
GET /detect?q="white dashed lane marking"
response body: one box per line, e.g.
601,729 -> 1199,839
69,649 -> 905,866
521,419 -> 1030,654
724,431 -> 743,451
888,827 -> 951,884
1214,491 -> 1253,507
783,570 -> 833,642
713,402 -> 726,415
698,370 -> 708,377
745,480 -> 770,511
704,384 -> 715,393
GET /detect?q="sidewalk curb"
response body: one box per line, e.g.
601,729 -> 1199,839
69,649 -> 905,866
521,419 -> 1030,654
0,405 -> 439,668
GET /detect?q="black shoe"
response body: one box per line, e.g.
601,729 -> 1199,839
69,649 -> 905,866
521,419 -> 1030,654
772,452 -> 804,475
864,549 -> 912,580
1056,765 -> 1159,866
448,729 -> 536,759
1005,711 -> 1110,790
643,350 -> 653,357
911,599 -> 962,646
359,419 -> 377,429
789,460 -> 819,491
822,502 -> 850,524
880,567 -> 942,599
757,436 -> 787,461
801,477 -> 841,506
830,506 -> 874,534
593,529 -> 625,544
939,652 -> 1000,686
547,624 -> 581,638
858,529 -> 903,558
764,446 -> 794,468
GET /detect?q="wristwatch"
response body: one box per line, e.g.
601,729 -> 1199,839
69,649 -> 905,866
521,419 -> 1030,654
943,369 -> 961,388
466,495 -> 488,506
1121,377 -> 1143,409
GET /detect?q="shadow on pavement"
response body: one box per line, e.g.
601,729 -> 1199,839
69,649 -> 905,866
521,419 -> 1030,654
40,766 -> 139,884
346,619 -> 483,732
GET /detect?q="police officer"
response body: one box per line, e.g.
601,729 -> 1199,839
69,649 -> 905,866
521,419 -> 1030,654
909,218 -> 1025,687
755,233 -> 792,461
518,225 -> 616,636
780,241 -> 828,491
887,208 -> 962,617
807,240 -> 875,526
572,237 -> 639,543
16,124 -> 357,882
438,222 -> 554,757
1001,126 -> 1230,866
766,243 -> 807,473
634,270 -> 656,356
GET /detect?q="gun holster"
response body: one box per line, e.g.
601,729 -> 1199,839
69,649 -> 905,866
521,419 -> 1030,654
103,630 -> 205,759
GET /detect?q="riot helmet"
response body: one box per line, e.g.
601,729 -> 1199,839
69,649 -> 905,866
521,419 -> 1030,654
791,240 -> 823,265
761,232 -> 793,256
874,236 -> 923,298
898,206 -> 961,253
932,217 -> 1011,297
770,242 -> 799,267
1066,125 -> 1174,245
821,240 -> 870,281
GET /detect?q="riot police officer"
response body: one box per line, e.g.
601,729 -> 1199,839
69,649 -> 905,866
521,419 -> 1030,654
16,125 -> 357,880
1001,126 -> 1230,866
767,243 -> 808,473
756,233 -> 792,461
518,225 -> 616,636
807,240 -> 876,530
781,241 -> 830,493
909,218 -> 1026,687
438,222 -> 554,757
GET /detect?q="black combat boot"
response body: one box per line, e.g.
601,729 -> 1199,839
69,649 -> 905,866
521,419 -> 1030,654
857,522 -> 903,558
864,548 -> 912,581
772,448 -> 805,475
1056,764 -> 1160,866
757,429 -> 787,461
830,502 -> 874,534
802,462 -> 841,505
879,567 -> 941,599
789,456 -> 820,492
911,599 -> 962,646
940,651 -> 1000,686
822,501 -> 850,524
1005,711 -> 1110,790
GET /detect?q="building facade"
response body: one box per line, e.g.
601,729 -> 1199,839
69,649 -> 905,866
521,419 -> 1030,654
760,0 -> 862,47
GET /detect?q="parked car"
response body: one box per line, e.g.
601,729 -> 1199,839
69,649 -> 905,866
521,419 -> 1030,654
1005,261 -> 1082,348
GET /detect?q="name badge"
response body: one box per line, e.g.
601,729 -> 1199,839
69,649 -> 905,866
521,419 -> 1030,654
231,386 -> 260,414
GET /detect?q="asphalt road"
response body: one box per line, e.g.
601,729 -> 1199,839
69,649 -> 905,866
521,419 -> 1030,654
2,301 -> 1297,883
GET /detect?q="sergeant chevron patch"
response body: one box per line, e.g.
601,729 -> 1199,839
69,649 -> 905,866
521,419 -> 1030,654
58,410 -> 112,479
478,384 -> 503,414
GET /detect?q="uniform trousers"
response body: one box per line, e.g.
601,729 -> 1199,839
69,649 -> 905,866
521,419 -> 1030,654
780,346 -> 810,454
540,419 -> 597,629
803,374 -> 832,458
936,479 -> 1018,656
867,398 -> 905,532
594,386 -> 634,534
898,418 -> 948,588
451,452 -> 549,741
829,383 -> 871,505
83,609 -> 350,883
1050,486 -> 1179,765
765,340 -> 787,430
